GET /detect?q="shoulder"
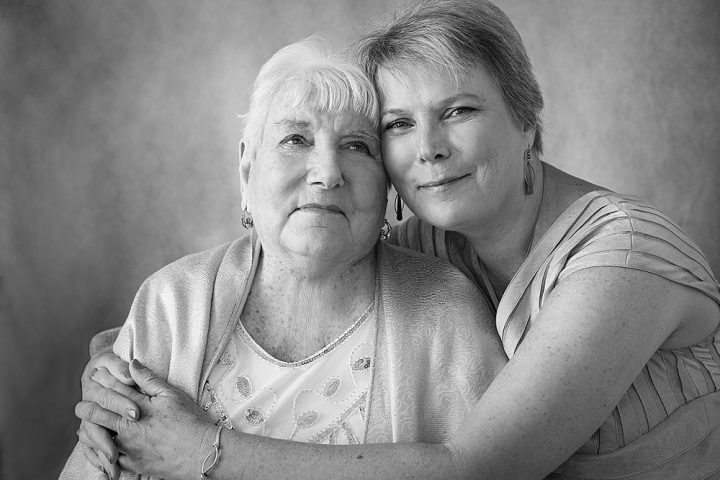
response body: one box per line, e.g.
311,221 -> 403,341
381,242 -> 471,288
554,191 -> 720,303
564,191 -> 704,256
378,242 -> 491,325
139,236 -> 250,294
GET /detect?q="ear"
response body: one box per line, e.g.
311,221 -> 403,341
523,125 -> 537,152
239,140 -> 251,211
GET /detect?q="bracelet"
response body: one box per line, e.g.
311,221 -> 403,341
200,423 -> 224,479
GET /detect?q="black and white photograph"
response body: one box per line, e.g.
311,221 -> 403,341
2,1 -> 720,478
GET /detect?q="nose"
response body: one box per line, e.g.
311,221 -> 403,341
417,123 -> 450,163
306,146 -> 345,189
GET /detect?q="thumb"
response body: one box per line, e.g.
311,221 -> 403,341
129,359 -> 172,397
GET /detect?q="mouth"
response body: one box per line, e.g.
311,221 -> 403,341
295,203 -> 345,215
419,174 -> 471,191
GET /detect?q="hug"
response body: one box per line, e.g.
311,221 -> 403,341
62,1 -> 720,479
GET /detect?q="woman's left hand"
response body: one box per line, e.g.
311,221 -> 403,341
75,359 -> 217,479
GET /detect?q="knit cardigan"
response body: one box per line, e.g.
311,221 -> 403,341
60,233 -> 506,479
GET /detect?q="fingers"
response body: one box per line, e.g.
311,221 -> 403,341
78,420 -> 119,463
75,400 -> 126,434
89,367 -> 143,419
129,359 -> 172,397
79,443 -> 111,478
79,442 -> 122,480
105,461 -> 121,480
83,349 -> 135,387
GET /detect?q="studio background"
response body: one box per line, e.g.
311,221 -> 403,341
1,0 -> 719,477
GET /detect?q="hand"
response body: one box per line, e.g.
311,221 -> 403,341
78,348 -> 139,479
76,359 -> 217,479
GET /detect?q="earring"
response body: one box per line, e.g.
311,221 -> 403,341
523,149 -> 535,195
241,209 -> 254,229
379,219 -> 392,240
394,194 -> 404,221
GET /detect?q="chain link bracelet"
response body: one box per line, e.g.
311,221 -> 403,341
200,423 -> 224,479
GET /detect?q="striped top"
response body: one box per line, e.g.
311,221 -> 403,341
391,191 -> 720,478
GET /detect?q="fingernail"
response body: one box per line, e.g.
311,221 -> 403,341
99,450 -> 113,465
90,368 -> 98,379
127,409 -> 138,420
131,359 -> 143,369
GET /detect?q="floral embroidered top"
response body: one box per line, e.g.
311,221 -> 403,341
200,301 -> 377,445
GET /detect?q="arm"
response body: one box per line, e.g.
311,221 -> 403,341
78,267 -> 716,479
212,268 -> 708,479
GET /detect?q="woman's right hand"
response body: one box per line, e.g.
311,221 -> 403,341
76,347 -> 139,479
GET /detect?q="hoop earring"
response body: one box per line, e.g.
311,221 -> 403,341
523,149 -> 535,195
379,219 -> 392,240
241,209 -> 254,229
394,194 -> 404,221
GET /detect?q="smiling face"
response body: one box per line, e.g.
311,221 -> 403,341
377,64 -> 534,234
241,100 -> 387,264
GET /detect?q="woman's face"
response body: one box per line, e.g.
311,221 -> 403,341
377,64 -> 534,233
241,100 -> 387,264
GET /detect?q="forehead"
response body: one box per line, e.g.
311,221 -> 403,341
265,99 -> 376,134
376,63 -> 500,109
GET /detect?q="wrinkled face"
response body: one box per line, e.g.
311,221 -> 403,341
241,100 -> 387,263
377,64 -> 533,234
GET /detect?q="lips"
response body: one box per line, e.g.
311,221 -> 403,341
296,203 -> 345,215
419,174 -> 471,190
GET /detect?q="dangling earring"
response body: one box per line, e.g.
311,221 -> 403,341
379,219 -> 392,240
523,149 -> 535,195
394,194 -> 404,221
241,208 -> 254,229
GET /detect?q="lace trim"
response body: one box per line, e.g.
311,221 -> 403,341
235,279 -> 379,367
305,392 -> 368,444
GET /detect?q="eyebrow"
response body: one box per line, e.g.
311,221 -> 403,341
381,93 -> 487,117
273,119 -> 311,129
347,130 -> 380,143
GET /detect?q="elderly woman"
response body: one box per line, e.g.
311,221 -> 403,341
75,1 -> 720,479
59,37 -> 505,479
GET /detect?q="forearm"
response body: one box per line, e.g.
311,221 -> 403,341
211,431 -> 462,480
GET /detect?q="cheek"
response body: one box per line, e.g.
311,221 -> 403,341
247,164 -> 297,213
346,165 -> 388,217
381,138 -> 413,184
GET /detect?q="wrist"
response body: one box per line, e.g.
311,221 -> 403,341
186,422 -> 218,479
200,424 -> 224,479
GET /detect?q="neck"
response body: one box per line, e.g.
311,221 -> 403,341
463,163 -> 545,297
257,246 -> 376,316
241,247 -> 377,362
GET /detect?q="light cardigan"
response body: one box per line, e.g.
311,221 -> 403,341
60,233 -> 507,479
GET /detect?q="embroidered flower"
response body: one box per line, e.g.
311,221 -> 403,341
244,408 -> 266,425
296,410 -> 321,429
351,357 -> 371,371
217,352 -> 235,367
236,375 -> 253,397
323,377 -> 342,398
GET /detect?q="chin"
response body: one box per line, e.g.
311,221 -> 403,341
415,205 -> 474,233
283,228 -> 344,254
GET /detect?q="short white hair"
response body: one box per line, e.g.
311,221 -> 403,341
242,36 -> 379,157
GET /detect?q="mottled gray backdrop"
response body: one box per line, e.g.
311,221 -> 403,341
1,0 -> 719,478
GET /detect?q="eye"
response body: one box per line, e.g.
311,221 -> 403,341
346,141 -> 372,156
280,134 -> 309,146
384,119 -> 413,131
446,107 -> 475,118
